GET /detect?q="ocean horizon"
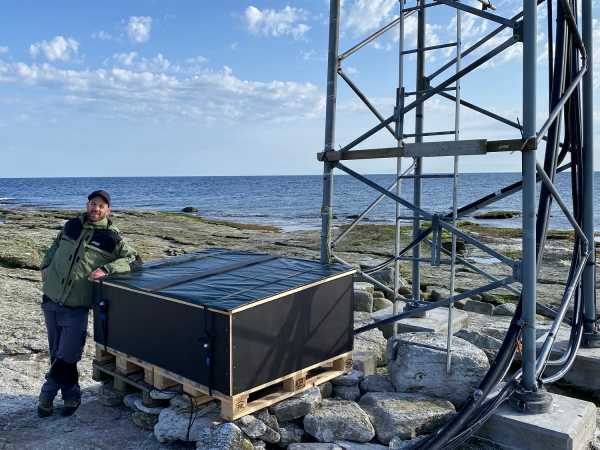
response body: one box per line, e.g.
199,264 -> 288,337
1,172 -> 599,232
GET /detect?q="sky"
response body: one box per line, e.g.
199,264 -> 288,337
0,0 -> 598,177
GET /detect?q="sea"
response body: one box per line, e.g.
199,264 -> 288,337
0,173 -> 599,232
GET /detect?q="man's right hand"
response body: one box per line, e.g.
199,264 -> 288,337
41,268 -> 48,281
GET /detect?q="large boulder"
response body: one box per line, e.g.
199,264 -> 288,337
354,312 -> 387,366
278,421 -> 305,447
235,413 -> 280,443
270,386 -> 322,422
359,375 -> 395,394
354,289 -> 374,313
373,296 -> 394,312
386,332 -> 489,407
154,403 -> 222,442
359,392 -> 455,444
303,399 -> 375,443
195,422 -> 253,450
333,384 -> 361,401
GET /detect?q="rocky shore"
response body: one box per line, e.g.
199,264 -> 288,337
0,208 -> 598,449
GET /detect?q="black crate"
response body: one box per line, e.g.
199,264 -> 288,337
93,249 -> 354,402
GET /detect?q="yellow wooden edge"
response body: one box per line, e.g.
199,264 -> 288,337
94,343 -> 352,408
231,351 -> 352,398
224,367 -> 348,421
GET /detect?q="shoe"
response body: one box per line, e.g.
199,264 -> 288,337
61,398 -> 81,416
37,395 -> 53,418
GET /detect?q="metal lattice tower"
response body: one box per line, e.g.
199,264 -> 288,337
319,0 -> 596,416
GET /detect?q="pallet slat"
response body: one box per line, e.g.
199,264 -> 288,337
93,343 -> 351,420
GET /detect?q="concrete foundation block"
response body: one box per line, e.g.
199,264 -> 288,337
371,306 -> 468,338
550,342 -> 600,394
476,393 -> 596,450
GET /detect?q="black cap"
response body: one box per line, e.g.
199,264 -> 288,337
88,190 -> 111,206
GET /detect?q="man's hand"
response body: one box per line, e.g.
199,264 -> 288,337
41,268 -> 48,281
88,268 -> 108,281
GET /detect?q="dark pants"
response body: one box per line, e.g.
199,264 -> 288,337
41,296 -> 89,402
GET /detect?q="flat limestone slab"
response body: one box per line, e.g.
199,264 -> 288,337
371,306 -> 468,338
476,393 -> 596,450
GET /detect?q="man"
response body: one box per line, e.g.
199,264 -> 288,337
38,190 -> 137,417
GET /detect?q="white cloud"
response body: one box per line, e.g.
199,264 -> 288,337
244,5 -> 310,40
91,30 -> 113,41
113,52 -> 138,66
0,47 -> 8,54
0,59 -> 324,124
186,55 -> 208,65
127,16 -> 152,43
344,0 -> 397,35
29,36 -> 79,62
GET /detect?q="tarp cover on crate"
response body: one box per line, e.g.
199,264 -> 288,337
94,248 -> 355,398
105,248 -> 352,311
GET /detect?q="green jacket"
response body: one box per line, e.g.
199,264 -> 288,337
41,214 -> 137,309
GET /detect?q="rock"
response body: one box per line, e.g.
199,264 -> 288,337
251,439 -> 267,450
123,392 -> 142,410
319,381 -> 333,399
288,445 -> 342,450
0,236 -> 43,269
333,384 -> 361,401
303,399 -> 375,443
388,435 -> 428,449
353,351 -> 377,376
373,290 -> 385,298
131,410 -> 159,430
256,408 -> 280,433
195,422 -> 253,450
149,388 -> 178,400
354,282 -> 374,294
480,292 -> 498,303
455,329 -> 503,363
354,289 -> 374,313
336,441 -> 388,449
182,206 -> 198,213
278,421 -> 305,447
134,398 -> 164,415
372,297 -> 393,312
354,312 -> 387,366
493,303 -> 517,316
398,285 -> 412,297
386,332 -> 489,407
359,392 -> 455,444
359,375 -> 395,394
332,370 -> 363,387
474,210 -> 520,219
98,382 -> 124,406
235,414 -> 267,438
463,299 -> 494,315
429,288 -> 449,301
270,386 -> 322,422
154,403 -> 222,442
236,414 -> 280,443
169,394 -> 215,412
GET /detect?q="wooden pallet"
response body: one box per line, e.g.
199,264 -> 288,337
93,343 -> 352,420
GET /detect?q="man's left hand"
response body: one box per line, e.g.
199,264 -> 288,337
88,268 -> 108,281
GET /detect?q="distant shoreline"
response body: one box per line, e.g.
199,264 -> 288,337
1,206 -> 594,237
